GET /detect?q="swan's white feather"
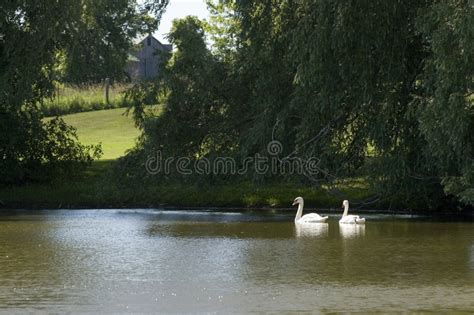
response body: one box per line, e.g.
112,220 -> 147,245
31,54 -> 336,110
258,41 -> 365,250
297,213 -> 328,223
339,215 -> 360,224
339,215 -> 366,224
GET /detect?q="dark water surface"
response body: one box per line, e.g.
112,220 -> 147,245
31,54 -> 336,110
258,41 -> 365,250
0,209 -> 472,313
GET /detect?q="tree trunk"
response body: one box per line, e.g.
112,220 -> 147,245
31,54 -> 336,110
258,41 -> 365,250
104,77 -> 110,104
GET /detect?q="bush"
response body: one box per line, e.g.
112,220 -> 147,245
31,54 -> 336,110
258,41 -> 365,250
0,110 -> 102,185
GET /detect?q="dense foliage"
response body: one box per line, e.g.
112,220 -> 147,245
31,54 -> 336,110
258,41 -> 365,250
121,0 -> 473,210
120,16 -> 235,184
416,1 -> 474,205
0,1 -> 163,184
60,0 -> 157,84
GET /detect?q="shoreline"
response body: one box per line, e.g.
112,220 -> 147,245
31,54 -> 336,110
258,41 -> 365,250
1,203 -> 472,218
1,160 -> 471,215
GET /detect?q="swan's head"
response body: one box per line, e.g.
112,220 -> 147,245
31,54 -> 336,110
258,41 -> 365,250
292,196 -> 304,206
342,200 -> 349,208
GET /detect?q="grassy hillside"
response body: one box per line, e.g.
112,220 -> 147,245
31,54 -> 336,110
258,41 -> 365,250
55,107 -> 140,159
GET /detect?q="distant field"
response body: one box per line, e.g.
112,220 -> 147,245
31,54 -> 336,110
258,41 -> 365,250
57,108 -> 140,159
40,84 -> 131,116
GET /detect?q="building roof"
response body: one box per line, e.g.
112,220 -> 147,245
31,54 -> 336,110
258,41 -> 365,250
133,34 -> 172,52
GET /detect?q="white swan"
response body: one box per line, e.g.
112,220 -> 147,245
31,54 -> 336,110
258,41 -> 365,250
292,197 -> 328,223
339,200 -> 365,224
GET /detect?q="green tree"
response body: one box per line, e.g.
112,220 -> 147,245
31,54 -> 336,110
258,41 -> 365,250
61,0 -> 157,84
233,0 -> 299,162
205,0 -> 241,62
416,0 -> 474,205
0,1 -> 168,184
120,16 -> 238,184
0,1 -> 104,184
139,16 -> 234,158
119,1 -> 473,209
234,0 -> 473,207
288,1 -> 439,206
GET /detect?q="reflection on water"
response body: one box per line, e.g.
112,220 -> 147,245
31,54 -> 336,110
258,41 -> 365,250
470,245 -> 474,270
0,209 -> 472,313
295,222 -> 328,238
339,223 -> 366,238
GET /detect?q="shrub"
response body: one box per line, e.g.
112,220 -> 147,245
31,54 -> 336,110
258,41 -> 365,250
0,110 -> 102,185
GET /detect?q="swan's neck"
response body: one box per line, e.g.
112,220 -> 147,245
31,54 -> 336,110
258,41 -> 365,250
295,203 -> 304,221
342,204 -> 349,217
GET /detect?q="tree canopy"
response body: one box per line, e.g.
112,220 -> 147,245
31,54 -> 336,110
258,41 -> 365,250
123,0 -> 473,210
61,0 -> 158,84
0,0 -> 167,184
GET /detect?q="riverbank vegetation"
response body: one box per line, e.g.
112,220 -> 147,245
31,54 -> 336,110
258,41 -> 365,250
0,106 -> 373,209
118,1 -> 473,211
1,1 -> 472,212
0,159 -> 372,209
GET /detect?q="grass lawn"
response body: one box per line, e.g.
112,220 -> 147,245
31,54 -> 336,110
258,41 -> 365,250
55,107 -> 140,159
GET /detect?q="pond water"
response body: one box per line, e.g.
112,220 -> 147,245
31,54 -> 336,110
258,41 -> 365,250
0,209 -> 472,313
